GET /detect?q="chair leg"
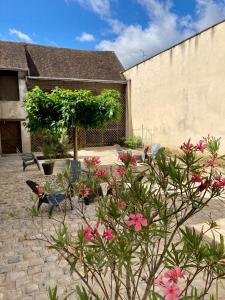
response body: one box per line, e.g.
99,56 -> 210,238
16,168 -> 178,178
37,199 -> 43,210
48,203 -> 56,217
23,162 -> 26,172
37,198 -> 49,210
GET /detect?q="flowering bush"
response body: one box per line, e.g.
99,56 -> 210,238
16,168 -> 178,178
48,136 -> 225,300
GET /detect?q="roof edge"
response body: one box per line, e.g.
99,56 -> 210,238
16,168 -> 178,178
27,76 -> 127,84
123,18 -> 225,73
0,67 -> 29,72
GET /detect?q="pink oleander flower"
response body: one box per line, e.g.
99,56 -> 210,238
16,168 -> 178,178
197,179 -> 211,191
119,200 -> 127,210
163,282 -> 180,300
84,226 -> 94,241
75,183 -> 90,197
164,266 -> 186,282
96,168 -> 106,178
103,228 -> 114,240
84,156 -> 101,168
213,176 -> 225,188
36,185 -> 45,195
180,139 -> 194,153
196,140 -> 207,153
117,165 -> 125,177
119,152 -> 128,161
154,275 -> 164,286
126,213 -> 148,232
205,159 -> 216,167
131,155 -> 137,166
191,173 -> 203,183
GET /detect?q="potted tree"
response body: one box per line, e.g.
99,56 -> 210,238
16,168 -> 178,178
23,86 -> 121,161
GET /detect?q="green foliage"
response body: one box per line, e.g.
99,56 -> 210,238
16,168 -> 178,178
23,86 -> 63,133
42,129 -> 71,159
26,205 -> 39,217
121,136 -> 143,149
7,208 -> 20,218
48,287 -> 59,300
24,86 -> 121,132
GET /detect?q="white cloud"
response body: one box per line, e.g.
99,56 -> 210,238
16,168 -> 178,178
77,32 -> 95,42
96,0 -> 225,68
75,0 -> 110,18
194,0 -> 225,31
9,28 -> 33,43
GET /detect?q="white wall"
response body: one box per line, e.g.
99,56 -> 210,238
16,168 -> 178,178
124,22 -> 225,151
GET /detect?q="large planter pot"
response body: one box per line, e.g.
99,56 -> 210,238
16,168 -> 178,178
84,187 -> 103,205
42,162 -> 54,175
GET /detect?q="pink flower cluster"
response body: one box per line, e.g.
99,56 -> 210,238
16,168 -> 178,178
181,139 -> 207,154
83,222 -> 114,242
192,173 -> 225,190
126,213 -> 148,232
118,153 -> 137,166
36,185 -> 45,195
96,168 -> 106,178
84,156 -> 101,169
117,165 -> 125,177
155,266 -> 186,300
75,182 -> 90,197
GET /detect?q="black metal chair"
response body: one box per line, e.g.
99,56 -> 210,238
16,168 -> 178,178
26,180 -> 73,217
17,148 -> 40,171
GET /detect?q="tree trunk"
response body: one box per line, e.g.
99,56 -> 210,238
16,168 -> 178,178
73,127 -> 78,160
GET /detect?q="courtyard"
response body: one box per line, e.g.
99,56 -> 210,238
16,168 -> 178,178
1,148 -> 225,299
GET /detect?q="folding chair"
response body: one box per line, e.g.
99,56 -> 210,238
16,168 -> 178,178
26,180 -> 72,217
17,148 -> 40,171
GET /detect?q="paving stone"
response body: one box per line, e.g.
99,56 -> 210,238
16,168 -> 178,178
25,283 -> 39,294
8,256 -> 20,264
28,258 -> 44,267
28,265 -> 42,275
0,266 -> 9,274
9,271 -> 26,281
14,260 -> 29,271
43,256 -> 58,263
35,293 -> 48,300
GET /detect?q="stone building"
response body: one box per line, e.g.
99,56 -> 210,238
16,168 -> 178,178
0,41 -> 126,154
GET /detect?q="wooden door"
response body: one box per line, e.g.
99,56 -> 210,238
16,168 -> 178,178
0,121 -> 22,153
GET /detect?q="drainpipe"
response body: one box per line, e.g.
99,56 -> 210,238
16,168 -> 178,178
125,79 -> 132,138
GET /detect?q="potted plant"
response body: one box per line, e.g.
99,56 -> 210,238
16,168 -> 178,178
41,131 -> 58,175
41,143 -> 55,175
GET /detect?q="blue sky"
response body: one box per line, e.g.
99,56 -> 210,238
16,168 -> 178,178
1,0 -> 225,68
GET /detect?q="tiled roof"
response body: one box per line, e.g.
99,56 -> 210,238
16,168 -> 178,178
0,41 -> 124,81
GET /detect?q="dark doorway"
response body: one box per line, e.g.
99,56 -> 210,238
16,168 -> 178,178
0,121 -> 22,153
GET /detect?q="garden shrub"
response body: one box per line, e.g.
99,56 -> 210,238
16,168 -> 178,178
47,135 -> 225,300
120,136 -> 143,149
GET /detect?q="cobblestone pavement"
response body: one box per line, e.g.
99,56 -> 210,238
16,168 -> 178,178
1,154 -> 225,299
0,155 -> 94,300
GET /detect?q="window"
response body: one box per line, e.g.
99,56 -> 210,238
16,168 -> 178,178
0,70 -> 19,101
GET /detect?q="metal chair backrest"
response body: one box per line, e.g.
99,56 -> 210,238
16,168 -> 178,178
26,180 -> 39,195
68,160 -> 81,182
151,144 -> 161,158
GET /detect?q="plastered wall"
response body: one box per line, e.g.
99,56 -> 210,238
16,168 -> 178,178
124,22 -> 225,151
